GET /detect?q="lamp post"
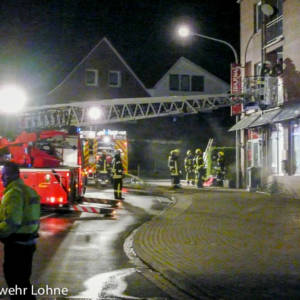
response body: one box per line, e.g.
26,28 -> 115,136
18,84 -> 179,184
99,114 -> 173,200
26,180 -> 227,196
177,25 -> 241,188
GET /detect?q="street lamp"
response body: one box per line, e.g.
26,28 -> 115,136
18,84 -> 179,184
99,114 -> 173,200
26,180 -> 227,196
177,25 -> 240,188
0,85 -> 27,114
177,25 -> 238,64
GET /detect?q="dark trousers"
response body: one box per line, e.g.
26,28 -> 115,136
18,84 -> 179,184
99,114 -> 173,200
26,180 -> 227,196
113,178 -> 123,199
171,175 -> 180,187
3,242 -> 36,299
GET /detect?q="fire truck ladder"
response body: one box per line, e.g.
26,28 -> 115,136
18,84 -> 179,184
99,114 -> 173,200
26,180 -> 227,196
20,94 -> 241,129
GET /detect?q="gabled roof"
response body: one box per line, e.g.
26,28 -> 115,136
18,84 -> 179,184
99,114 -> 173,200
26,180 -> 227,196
47,37 -> 149,96
152,56 -> 229,89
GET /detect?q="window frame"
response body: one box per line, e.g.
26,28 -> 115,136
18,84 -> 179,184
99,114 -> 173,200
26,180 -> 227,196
108,70 -> 122,88
85,69 -> 98,87
169,74 -> 180,91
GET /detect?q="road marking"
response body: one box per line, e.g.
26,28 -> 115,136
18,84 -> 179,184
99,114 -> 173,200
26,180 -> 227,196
40,213 -> 56,220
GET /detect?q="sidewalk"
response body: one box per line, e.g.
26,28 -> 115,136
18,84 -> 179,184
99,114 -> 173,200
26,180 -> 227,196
133,187 -> 300,299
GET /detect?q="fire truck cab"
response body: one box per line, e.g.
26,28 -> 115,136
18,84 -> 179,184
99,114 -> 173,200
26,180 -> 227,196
0,128 -> 86,206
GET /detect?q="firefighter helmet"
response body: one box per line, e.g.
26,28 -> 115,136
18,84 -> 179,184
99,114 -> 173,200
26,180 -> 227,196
195,148 -> 202,155
218,151 -> 224,156
186,150 -> 192,156
173,149 -> 180,156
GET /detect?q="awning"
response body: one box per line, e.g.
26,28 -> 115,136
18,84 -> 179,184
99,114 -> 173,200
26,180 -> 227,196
272,103 -> 300,123
248,108 -> 282,128
228,113 -> 260,131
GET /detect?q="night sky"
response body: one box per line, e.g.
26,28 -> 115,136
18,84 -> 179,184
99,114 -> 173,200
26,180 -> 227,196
0,0 -> 240,97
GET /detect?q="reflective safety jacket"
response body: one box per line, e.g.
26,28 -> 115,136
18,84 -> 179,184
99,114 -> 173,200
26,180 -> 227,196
184,155 -> 194,172
194,155 -> 205,173
168,154 -> 179,176
112,158 -> 124,179
97,155 -> 110,174
0,178 -> 40,239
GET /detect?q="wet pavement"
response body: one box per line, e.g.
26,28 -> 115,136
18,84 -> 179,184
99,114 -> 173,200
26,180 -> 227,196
0,186 -> 172,299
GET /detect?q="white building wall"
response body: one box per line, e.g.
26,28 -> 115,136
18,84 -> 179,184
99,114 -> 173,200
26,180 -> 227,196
149,58 -> 229,97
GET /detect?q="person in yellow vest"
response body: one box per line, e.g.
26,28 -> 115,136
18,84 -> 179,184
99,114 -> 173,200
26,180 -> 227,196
0,161 -> 40,299
96,151 -> 111,184
112,150 -> 124,200
168,149 -> 181,188
194,148 -> 206,188
215,151 -> 225,186
184,150 -> 195,185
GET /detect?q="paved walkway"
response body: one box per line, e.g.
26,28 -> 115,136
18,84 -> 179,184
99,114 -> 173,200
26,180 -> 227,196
133,187 -> 300,299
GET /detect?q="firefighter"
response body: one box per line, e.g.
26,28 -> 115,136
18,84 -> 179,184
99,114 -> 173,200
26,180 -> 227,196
168,149 -> 181,188
96,151 -> 111,183
194,148 -> 206,188
215,151 -> 225,186
112,150 -> 124,200
184,150 -> 194,185
0,161 -> 40,299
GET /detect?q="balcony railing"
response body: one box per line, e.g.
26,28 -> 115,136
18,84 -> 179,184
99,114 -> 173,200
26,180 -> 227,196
243,76 -> 284,109
265,16 -> 283,45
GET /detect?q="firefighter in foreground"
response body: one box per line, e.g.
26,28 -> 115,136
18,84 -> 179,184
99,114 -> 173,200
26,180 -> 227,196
0,161 -> 40,299
112,150 -> 124,200
184,150 -> 195,185
168,149 -> 181,188
194,148 -> 206,188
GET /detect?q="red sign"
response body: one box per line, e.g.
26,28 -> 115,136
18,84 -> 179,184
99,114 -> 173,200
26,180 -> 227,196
230,63 -> 242,115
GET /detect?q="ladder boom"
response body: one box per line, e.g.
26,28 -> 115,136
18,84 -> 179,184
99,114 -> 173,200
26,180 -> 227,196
20,94 -> 241,129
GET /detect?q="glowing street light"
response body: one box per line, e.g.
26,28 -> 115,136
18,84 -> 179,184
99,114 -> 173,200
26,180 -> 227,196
177,24 -> 238,64
0,85 -> 27,113
177,25 -> 191,38
87,107 -> 102,120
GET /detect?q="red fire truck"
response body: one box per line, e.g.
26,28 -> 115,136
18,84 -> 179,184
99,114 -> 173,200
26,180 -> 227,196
0,128 -> 86,206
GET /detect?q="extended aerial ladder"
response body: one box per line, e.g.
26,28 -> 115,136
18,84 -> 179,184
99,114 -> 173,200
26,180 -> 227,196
19,94 -> 241,129
10,93 -> 241,215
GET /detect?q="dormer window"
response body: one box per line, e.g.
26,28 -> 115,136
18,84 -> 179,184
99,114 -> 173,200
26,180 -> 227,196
85,69 -> 98,86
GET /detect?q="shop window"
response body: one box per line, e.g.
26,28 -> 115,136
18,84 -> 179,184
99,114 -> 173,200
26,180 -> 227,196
248,139 -> 262,167
270,124 -> 284,174
292,122 -> 300,174
85,69 -> 98,86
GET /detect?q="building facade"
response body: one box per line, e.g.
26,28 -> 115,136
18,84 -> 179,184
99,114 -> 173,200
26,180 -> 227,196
45,37 -> 149,104
147,56 -> 229,97
232,0 -> 300,196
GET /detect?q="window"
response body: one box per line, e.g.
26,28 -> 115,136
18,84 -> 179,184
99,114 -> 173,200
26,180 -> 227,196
292,122 -> 300,174
169,74 -> 179,91
181,75 -> 190,91
270,124 -> 284,174
248,139 -> 262,167
169,74 -> 205,92
108,71 -> 121,87
85,69 -> 98,86
192,76 -> 204,92
254,1 -> 262,33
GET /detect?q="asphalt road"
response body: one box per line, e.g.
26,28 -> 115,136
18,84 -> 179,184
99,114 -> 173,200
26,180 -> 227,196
0,185 -> 172,300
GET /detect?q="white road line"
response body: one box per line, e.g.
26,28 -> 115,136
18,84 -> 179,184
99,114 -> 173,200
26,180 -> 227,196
40,213 -> 57,220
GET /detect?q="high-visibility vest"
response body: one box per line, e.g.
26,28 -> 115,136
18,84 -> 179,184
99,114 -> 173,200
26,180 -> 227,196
112,158 -> 124,179
168,155 -> 179,176
0,178 -> 40,239
184,155 -> 194,172
194,155 -> 204,172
